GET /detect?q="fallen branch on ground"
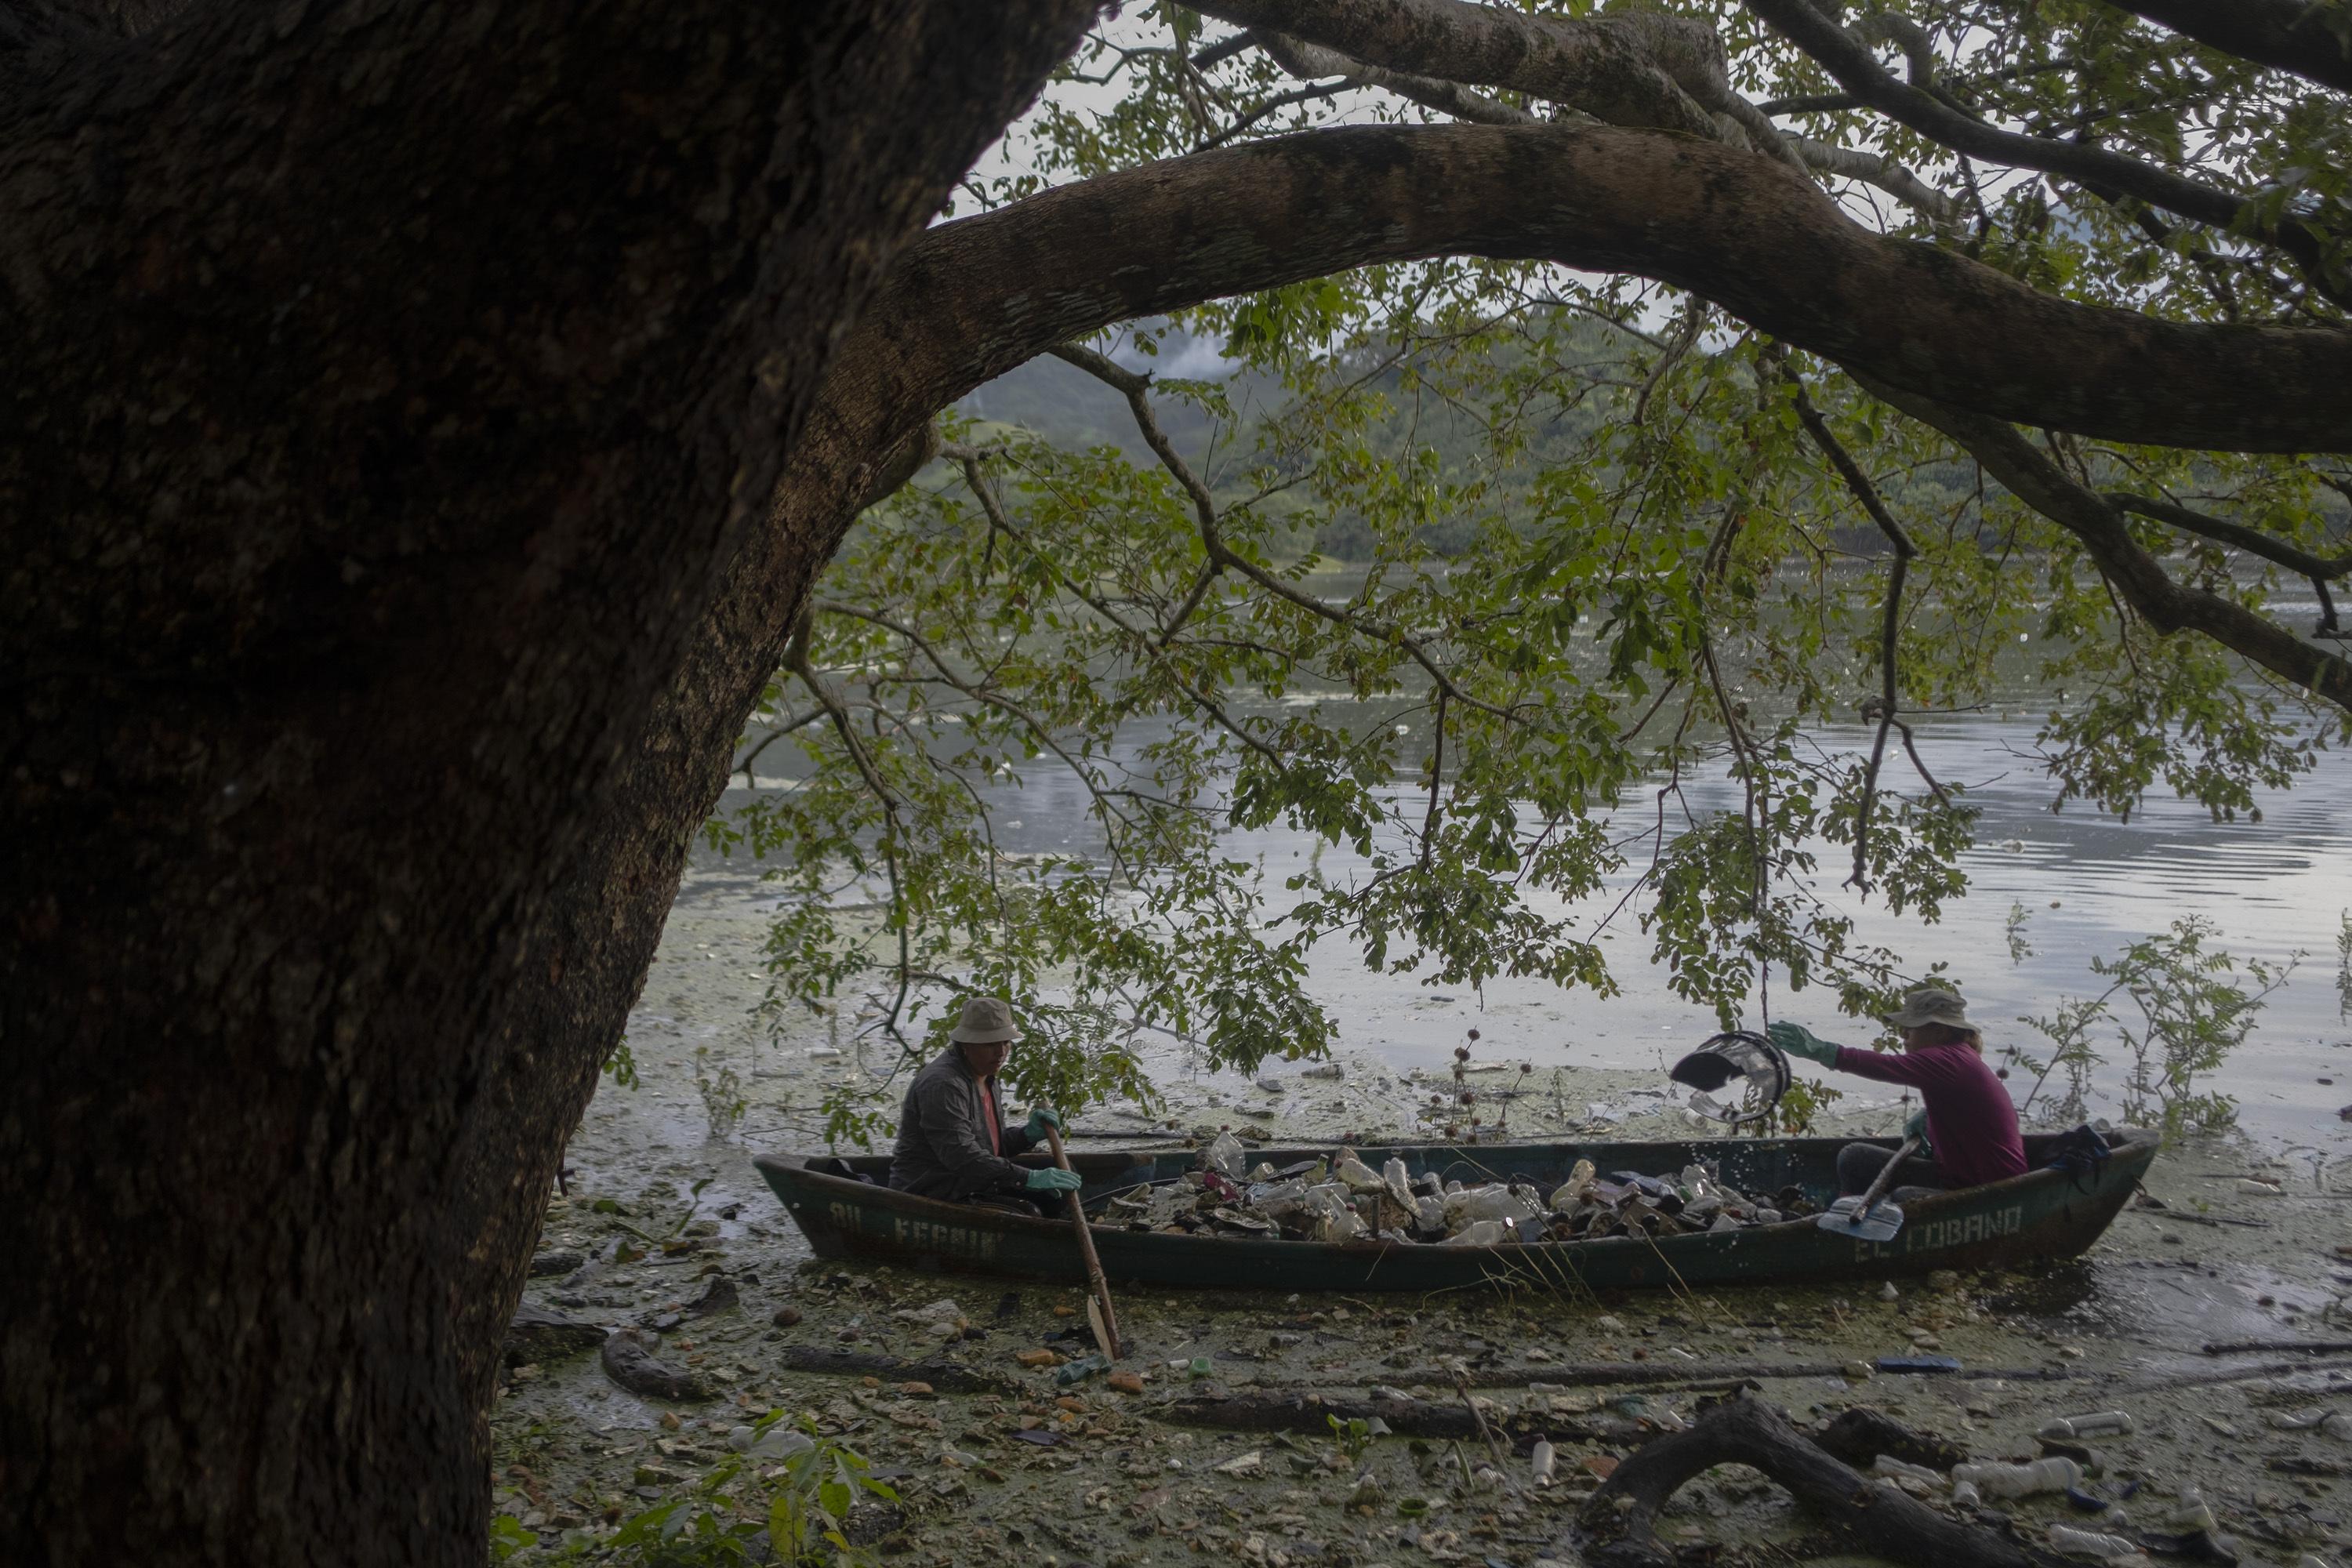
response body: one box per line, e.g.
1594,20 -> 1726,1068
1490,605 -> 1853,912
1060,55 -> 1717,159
1810,1406 -> 1969,1472
777,1346 -> 1019,1394
1570,1390 -> 2051,1568
2116,1357 -> 2352,1395
1154,1389 -> 1634,1451
1312,1357 -> 2084,1391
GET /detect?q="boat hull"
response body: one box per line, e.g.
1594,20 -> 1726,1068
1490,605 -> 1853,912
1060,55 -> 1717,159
753,1130 -> 2155,1294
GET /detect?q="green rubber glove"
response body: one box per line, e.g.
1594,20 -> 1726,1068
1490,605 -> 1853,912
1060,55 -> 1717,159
1024,1167 -> 1083,1194
1024,1106 -> 1062,1142
1766,1021 -> 1842,1066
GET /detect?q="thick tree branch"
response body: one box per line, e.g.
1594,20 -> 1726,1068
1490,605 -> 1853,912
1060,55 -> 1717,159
1252,27 -> 1544,126
826,124 -> 2352,461
1189,0 -> 1723,136
1784,132 -> 1958,223
2103,0 -> 2352,93
1857,376 -> 2352,714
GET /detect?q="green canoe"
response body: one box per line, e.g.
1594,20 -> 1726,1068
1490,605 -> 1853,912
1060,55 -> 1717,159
753,1128 -> 2156,1294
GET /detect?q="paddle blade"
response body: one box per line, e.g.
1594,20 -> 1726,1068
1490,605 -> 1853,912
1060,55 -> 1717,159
1816,1195 -> 1905,1243
1087,1295 -> 1116,1359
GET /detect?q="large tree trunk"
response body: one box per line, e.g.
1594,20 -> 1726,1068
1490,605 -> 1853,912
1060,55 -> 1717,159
0,2 -> 1091,1563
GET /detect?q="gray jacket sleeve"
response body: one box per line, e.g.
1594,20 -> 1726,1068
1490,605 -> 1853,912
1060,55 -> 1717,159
910,1070 -> 1030,1199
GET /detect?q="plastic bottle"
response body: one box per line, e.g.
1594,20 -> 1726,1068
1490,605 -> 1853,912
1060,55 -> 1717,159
1952,1480 -> 1982,1508
1334,1153 -> 1388,1193
1872,1455 -> 1946,1487
2167,1490 -> 2215,1534
1412,1195 -> 1447,1234
1531,1439 -> 1557,1486
1547,1160 -> 1596,1214
2039,1411 -> 2135,1440
2046,1525 -> 2138,1559
1201,1131 -> 1246,1179
1447,1185 -> 1541,1225
1439,1219 -> 1505,1247
1382,1156 -> 1414,1207
729,1425 -> 816,1461
1305,1183 -> 1367,1240
1951,1456 -> 2082,1499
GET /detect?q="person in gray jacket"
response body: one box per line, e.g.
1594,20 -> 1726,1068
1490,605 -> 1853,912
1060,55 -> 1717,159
887,996 -> 1078,1208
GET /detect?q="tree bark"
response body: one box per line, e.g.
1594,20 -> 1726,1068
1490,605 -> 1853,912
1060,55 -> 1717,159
805,124 -> 2352,469
0,1 -> 1091,1563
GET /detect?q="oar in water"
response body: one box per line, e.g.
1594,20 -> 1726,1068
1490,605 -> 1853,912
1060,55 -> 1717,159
1045,1124 -> 1123,1359
1816,1135 -> 1921,1243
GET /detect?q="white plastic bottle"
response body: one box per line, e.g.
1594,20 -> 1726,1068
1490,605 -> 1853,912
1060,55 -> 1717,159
1951,1456 -> 2081,1499
2045,1525 -> 2137,1559
2039,1411 -> 2134,1440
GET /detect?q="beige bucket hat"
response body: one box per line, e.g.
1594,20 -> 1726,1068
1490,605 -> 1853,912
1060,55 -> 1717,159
948,995 -> 1025,1044
1882,985 -> 1980,1036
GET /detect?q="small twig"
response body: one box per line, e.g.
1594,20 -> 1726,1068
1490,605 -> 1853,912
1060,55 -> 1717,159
1778,357 -> 1919,893
1454,1370 -> 1528,1497
1418,685 -> 1446,869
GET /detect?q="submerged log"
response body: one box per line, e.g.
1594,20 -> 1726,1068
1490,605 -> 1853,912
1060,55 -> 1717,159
1571,1391 -> 2051,1568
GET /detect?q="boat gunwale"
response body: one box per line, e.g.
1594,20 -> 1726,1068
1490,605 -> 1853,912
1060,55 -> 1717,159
752,1127 -> 2158,1262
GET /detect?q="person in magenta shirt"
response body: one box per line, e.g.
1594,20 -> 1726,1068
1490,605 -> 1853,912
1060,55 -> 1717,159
1768,987 -> 2029,1195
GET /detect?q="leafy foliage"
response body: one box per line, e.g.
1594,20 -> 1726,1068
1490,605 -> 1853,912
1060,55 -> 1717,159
720,1 -> 2348,1131
596,1416 -> 895,1567
2011,916 -> 2294,1134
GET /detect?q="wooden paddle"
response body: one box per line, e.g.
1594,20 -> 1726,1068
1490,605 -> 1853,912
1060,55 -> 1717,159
1044,1123 -> 1122,1359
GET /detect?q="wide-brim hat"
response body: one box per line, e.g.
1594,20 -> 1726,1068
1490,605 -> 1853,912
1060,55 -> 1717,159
948,995 -> 1024,1044
1882,985 -> 1979,1036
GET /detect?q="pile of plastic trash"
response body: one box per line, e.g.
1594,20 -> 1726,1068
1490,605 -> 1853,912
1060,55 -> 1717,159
1095,1133 -> 1819,1246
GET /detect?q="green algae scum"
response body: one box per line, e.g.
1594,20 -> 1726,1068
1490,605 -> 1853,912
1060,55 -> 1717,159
756,1128 -> 2156,1294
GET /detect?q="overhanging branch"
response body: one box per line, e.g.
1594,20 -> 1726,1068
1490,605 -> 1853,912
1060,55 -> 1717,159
2103,0 -> 2352,93
2103,492 -> 2352,580
840,123 -> 2352,454
1857,376 -> 2352,716
1188,0 -> 1722,136
1748,0 -> 2349,303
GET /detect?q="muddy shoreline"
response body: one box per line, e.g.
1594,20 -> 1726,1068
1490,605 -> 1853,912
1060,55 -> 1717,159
488,876 -> 2352,1565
